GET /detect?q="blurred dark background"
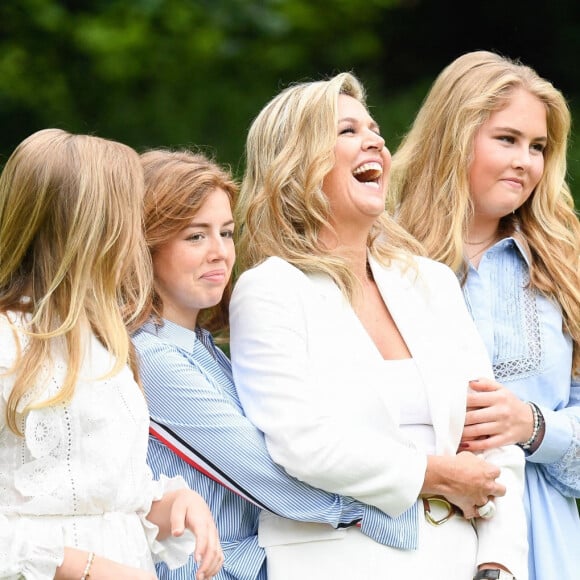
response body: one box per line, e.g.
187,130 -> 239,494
1,0 -> 579,206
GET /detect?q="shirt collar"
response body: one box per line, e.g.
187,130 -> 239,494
500,231 -> 532,268
141,318 -> 199,352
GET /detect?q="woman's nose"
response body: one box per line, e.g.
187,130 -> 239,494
364,130 -> 385,151
208,235 -> 228,259
511,146 -> 533,170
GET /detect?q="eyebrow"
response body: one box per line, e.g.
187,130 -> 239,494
339,116 -> 381,132
186,219 -> 235,228
494,126 -> 548,143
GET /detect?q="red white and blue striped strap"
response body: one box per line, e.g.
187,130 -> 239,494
149,417 -> 269,510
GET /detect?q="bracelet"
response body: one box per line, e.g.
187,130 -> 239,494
517,402 -> 543,451
80,551 -> 95,580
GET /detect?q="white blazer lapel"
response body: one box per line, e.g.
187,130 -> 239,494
370,257 -> 465,454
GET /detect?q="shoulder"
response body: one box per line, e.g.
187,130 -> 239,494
0,311 -> 28,368
131,324 -> 160,351
410,255 -> 462,292
238,256 -> 304,281
377,256 -> 467,314
231,258 -> 319,327
413,255 -> 458,279
132,324 -> 180,365
234,257 -> 309,296
380,255 -> 460,290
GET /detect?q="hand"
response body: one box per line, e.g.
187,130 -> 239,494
460,378 -> 532,451
149,488 -> 223,580
423,451 -> 506,520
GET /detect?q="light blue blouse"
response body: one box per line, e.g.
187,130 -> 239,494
133,320 -> 411,580
463,237 -> 580,580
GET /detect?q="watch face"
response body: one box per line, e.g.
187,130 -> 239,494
475,570 -> 514,580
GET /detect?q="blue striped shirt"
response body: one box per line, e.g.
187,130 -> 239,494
133,320 -> 418,579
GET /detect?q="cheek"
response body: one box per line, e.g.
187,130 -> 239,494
468,162 -> 485,196
382,148 -> 392,171
468,145 -> 500,194
530,158 -> 545,190
152,246 -> 187,285
321,169 -> 342,199
152,259 -> 176,289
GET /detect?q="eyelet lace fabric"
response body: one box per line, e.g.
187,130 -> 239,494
543,401 -> 580,496
0,312 -> 195,578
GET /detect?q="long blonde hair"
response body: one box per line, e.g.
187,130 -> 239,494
237,71 -> 423,301
390,50 -> 580,376
140,148 -> 238,337
0,128 -> 152,434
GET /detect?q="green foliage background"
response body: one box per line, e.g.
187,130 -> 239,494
1,0 -> 580,209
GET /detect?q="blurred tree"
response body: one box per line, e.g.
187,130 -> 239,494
0,0 -> 401,168
0,0 -> 579,207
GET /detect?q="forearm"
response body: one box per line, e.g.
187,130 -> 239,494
55,548 -> 153,580
55,548 -> 91,580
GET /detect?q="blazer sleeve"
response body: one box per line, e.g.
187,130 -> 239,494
229,258 -> 427,517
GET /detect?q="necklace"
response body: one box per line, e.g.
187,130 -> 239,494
466,235 -> 498,264
468,244 -> 492,260
464,232 -> 497,246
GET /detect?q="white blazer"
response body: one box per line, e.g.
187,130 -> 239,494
230,254 -> 528,579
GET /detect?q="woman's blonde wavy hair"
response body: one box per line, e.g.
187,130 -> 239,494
236,71 -> 423,301
0,128 -> 152,435
390,50 -> 580,376
139,148 -> 238,339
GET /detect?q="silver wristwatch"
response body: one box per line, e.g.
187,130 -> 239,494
473,570 -> 516,580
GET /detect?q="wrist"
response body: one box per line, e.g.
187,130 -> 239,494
422,455 -> 453,496
516,401 -> 544,451
80,551 -> 95,580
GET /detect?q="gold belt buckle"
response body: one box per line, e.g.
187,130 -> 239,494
422,496 -> 456,526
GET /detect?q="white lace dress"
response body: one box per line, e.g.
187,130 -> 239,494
0,312 -> 196,579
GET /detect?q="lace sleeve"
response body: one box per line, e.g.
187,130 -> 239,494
541,418 -> 580,497
0,312 -> 22,370
140,474 -> 197,569
0,514 -> 64,579
538,378 -> 580,497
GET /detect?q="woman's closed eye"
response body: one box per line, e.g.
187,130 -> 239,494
531,142 -> 546,153
186,233 -> 205,243
339,126 -> 356,135
498,135 -> 516,145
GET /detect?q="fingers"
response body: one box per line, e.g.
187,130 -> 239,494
167,490 -> 224,580
168,492 -> 188,537
195,539 -> 223,580
461,497 -> 497,521
469,378 -> 501,392
192,514 -> 222,580
453,451 -> 505,498
476,499 -> 496,519
191,518 -> 218,568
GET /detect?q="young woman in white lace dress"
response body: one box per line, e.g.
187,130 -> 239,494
0,129 -> 223,579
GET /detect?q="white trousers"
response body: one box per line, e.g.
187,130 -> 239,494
263,508 -> 477,580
